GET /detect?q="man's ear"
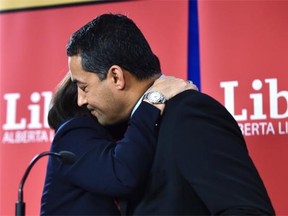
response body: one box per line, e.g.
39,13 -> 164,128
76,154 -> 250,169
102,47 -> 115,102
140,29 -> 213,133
107,65 -> 125,90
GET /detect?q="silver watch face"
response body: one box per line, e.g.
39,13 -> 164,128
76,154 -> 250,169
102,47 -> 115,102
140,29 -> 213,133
145,91 -> 166,104
148,91 -> 162,103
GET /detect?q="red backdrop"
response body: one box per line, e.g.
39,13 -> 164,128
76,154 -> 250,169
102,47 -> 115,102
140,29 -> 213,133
1,0 -> 287,215
198,1 -> 288,214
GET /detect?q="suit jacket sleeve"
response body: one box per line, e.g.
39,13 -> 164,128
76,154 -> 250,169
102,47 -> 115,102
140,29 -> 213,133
170,90 -> 275,215
52,102 -> 160,197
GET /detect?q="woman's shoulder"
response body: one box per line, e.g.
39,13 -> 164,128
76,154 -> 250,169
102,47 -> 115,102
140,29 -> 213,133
56,116 -> 102,133
53,116 -> 113,142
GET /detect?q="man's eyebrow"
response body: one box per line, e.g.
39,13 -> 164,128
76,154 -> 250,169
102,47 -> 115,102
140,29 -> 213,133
72,79 -> 85,85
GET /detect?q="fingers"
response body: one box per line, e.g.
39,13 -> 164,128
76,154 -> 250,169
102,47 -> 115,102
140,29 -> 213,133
187,80 -> 193,84
149,76 -> 199,100
186,80 -> 198,91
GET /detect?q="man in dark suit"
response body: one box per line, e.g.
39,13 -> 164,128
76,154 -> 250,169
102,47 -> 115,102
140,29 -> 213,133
67,13 -> 275,215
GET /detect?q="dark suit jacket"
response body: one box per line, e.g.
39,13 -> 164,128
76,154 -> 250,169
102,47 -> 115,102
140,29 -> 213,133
126,90 -> 275,215
41,102 -> 161,215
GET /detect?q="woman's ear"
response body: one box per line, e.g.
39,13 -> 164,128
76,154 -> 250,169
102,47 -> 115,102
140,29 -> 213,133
107,65 -> 125,90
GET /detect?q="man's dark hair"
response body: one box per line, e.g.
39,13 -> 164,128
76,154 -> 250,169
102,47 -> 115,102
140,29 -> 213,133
66,13 -> 161,80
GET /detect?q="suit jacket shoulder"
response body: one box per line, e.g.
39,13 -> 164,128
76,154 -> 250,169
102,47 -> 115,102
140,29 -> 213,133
131,90 -> 274,215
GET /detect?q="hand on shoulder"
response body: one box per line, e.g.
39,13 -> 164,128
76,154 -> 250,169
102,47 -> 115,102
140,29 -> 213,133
143,75 -> 198,114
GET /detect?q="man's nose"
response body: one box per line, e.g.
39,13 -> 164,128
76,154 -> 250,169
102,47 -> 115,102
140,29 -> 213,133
77,90 -> 88,107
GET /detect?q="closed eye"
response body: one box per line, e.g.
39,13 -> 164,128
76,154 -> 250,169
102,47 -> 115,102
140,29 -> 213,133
77,84 -> 87,92
80,86 -> 86,92
72,79 -> 88,93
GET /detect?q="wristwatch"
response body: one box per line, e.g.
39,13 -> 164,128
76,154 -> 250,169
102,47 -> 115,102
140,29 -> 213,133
143,91 -> 167,104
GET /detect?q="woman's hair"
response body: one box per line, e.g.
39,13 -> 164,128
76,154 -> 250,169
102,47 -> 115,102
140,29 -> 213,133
48,73 -> 91,130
